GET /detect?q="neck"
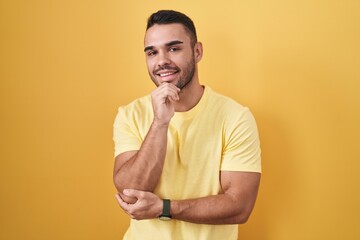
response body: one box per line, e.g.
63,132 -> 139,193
173,78 -> 204,112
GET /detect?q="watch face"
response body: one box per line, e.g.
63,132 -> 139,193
159,216 -> 171,221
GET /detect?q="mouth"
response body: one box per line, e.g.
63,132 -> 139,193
155,70 -> 180,82
157,71 -> 179,77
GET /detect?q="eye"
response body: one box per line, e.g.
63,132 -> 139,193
169,47 -> 180,52
147,50 -> 157,56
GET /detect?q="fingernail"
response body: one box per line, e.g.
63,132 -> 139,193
123,189 -> 129,195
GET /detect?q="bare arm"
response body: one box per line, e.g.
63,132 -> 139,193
171,171 -> 261,224
113,83 -> 180,203
113,122 -> 168,203
116,171 -> 261,224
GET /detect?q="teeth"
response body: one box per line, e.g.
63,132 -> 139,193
160,72 -> 174,77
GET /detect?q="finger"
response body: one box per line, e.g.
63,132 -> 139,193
115,193 -> 130,211
160,82 -> 180,92
157,83 -> 181,95
159,87 -> 179,101
157,85 -> 178,97
153,83 -> 180,100
168,95 -> 179,102
115,193 -> 123,203
123,189 -> 143,199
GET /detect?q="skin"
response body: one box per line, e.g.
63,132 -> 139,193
113,23 -> 261,224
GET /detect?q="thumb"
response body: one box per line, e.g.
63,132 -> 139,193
123,189 -> 142,198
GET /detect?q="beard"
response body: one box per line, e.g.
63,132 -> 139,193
149,54 -> 196,90
175,57 -> 195,90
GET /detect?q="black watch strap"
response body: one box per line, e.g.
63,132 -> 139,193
159,199 -> 171,220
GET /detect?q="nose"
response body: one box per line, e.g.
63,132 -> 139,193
157,51 -> 171,68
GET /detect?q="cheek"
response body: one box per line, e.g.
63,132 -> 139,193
146,59 -> 155,72
176,55 -> 192,69
171,54 -> 186,66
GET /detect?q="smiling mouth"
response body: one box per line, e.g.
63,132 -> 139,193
157,71 -> 177,77
156,71 -> 179,77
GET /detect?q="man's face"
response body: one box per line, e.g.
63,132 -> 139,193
144,23 -> 196,89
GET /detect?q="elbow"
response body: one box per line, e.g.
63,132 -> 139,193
113,174 -> 138,204
232,208 -> 253,224
231,197 -> 257,224
235,213 -> 250,224
113,172 -> 124,193
113,168 -> 130,194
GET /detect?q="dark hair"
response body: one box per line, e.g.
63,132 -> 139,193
146,10 -> 198,46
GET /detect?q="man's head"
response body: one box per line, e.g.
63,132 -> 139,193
146,10 -> 198,48
144,10 -> 202,89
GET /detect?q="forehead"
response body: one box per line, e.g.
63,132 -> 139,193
144,23 -> 191,47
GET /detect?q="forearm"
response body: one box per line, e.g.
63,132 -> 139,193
116,171 -> 260,223
171,193 -> 252,225
114,121 -> 169,196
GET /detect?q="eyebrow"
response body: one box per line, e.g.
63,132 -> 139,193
144,40 -> 184,52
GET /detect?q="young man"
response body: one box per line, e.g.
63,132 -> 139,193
113,10 -> 261,240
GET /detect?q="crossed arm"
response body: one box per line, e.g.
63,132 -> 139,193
113,122 -> 169,204
113,83 -> 261,224
114,169 -> 260,224
113,137 -> 261,225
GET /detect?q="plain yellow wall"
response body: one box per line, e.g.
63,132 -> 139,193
0,0 -> 359,239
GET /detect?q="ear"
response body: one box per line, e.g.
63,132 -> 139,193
194,42 -> 203,63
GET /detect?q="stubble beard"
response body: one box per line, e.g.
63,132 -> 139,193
149,55 -> 196,90
175,57 -> 195,90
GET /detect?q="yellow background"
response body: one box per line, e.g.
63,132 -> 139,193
1,0 -> 359,239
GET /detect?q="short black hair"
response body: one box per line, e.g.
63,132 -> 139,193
146,10 -> 198,46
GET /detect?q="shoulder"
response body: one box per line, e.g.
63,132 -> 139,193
118,95 -> 152,116
203,87 -> 258,134
114,95 -> 153,127
206,87 -> 250,117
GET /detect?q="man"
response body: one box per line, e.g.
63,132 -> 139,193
113,10 -> 261,240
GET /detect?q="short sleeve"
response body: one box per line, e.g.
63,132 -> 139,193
221,108 -> 262,173
113,107 -> 142,158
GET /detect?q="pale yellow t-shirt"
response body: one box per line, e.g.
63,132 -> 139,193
113,86 -> 261,240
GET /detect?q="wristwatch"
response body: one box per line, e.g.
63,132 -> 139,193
159,199 -> 172,221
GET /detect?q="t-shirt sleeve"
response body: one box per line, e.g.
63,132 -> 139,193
221,108 -> 262,173
113,107 -> 142,158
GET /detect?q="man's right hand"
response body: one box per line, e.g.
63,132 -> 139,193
151,83 -> 180,126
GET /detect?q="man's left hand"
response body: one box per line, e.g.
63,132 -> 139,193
115,189 -> 163,220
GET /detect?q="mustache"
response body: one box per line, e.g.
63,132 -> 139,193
154,65 -> 180,74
